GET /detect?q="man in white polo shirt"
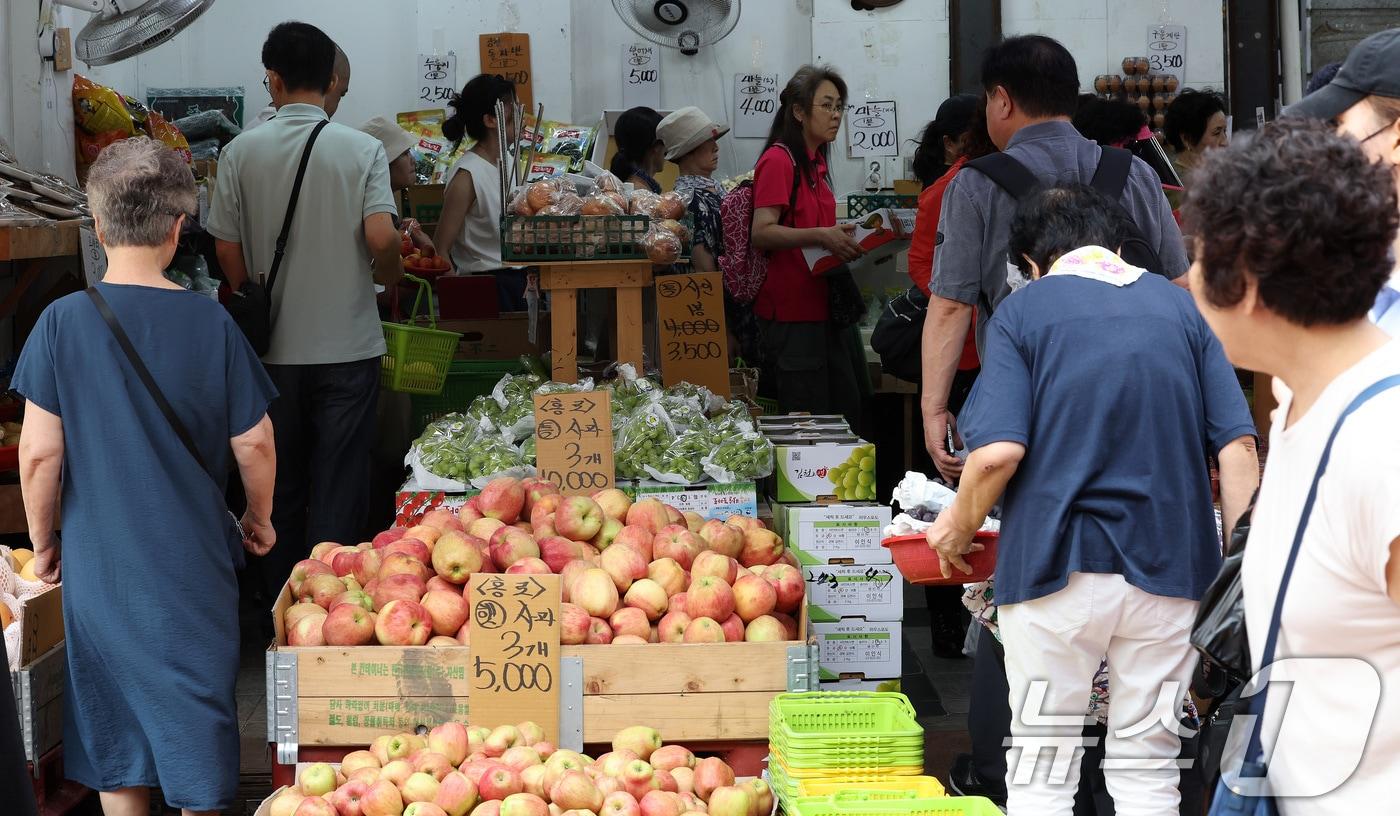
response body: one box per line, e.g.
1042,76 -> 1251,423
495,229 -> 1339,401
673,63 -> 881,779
207,21 -> 402,600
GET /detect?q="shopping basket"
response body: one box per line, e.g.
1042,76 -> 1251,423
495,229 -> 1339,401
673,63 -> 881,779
790,794 -> 1001,816
381,274 -> 461,395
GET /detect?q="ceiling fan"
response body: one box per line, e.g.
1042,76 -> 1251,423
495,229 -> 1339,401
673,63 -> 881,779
49,0 -> 215,66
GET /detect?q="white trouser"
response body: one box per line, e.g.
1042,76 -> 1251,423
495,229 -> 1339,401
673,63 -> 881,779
998,572 -> 1198,816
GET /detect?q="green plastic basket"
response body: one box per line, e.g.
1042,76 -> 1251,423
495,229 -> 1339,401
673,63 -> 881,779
381,275 -> 461,395
801,780 -> 946,799
791,796 -> 1001,816
846,194 -> 918,218
771,740 -> 924,770
410,359 -> 526,433
771,692 -> 924,746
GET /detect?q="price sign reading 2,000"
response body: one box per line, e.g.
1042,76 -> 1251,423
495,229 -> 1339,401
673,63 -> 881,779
468,574 -> 562,738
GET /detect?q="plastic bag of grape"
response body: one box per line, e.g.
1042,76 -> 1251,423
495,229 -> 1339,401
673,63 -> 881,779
643,425 -> 711,485
406,413 -> 485,491
615,402 -> 676,480
464,435 -> 535,489
701,429 -> 775,483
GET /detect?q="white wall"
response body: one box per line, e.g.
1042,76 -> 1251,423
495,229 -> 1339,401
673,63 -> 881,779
570,0 -> 813,181
1003,0 -> 1226,91
3,0 -> 1228,185
811,1 -> 950,199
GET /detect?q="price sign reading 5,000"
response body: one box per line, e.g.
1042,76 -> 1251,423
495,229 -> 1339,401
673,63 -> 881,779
468,574 -> 561,740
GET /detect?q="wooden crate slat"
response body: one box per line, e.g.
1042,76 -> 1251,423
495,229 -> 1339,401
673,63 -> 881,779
297,690 -> 778,746
290,642 -> 793,698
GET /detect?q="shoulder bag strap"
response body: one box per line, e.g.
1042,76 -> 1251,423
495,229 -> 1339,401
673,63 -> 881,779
964,153 -> 1042,201
1242,373 -> 1400,764
265,119 -> 330,293
85,287 -> 219,484
1089,146 -> 1134,199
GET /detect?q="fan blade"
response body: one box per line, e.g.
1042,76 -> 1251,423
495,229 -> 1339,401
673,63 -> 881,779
76,0 -> 214,67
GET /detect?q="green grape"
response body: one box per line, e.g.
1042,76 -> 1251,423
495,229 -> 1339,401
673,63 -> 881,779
860,455 -> 875,472
858,470 -> 874,487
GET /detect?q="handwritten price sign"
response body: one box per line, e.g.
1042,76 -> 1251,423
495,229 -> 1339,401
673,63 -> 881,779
622,43 -> 661,108
846,100 -> 898,158
534,392 -> 614,494
1148,25 -> 1187,84
417,52 -> 458,106
480,33 -> 533,109
656,272 -> 730,396
468,574 -> 561,740
733,73 -> 779,138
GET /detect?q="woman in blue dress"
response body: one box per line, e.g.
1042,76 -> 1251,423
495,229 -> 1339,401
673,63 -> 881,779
15,137 -> 278,815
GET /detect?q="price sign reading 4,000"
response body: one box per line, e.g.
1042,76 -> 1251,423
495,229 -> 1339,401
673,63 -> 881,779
468,574 -> 561,740
656,272 -> 731,396
533,391 -> 614,494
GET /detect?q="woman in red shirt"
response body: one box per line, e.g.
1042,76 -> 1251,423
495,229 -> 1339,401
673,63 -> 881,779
908,96 -> 995,377
749,65 -> 864,423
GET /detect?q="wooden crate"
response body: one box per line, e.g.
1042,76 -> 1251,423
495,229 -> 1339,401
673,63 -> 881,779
268,584 -> 816,759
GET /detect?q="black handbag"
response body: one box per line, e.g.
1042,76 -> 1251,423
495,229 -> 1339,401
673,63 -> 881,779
226,119 -> 329,356
870,285 -> 927,382
1190,492 -> 1257,683
87,287 -> 248,565
826,266 -> 866,327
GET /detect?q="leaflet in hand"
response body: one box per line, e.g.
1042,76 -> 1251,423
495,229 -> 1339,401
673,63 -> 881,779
801,207 -> 914,276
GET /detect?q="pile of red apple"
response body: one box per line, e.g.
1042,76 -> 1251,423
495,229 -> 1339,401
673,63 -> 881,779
265,721 -> 773,816
283,477 -> 806,647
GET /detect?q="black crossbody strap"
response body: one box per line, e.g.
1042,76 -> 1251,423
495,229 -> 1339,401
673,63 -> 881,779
86,287 -> 216,482
266,119 -> 330,293
1089,145 -> 1134,199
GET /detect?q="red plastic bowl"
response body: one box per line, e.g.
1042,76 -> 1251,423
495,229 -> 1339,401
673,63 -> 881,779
883,531 -> 998,585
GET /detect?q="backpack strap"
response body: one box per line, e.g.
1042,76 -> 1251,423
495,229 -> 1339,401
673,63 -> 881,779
963,153 -> 1041,200
1090,146 -> 1134,200
770,143 -> 805,226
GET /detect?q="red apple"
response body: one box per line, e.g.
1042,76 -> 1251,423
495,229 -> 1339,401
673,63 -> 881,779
426,576 -> 457,594
691,758 -> 734,802
656,610 -> 691,643
572,568 -> 620,618
651,526 -> 701,570
427,722 -> 469,766
479,765 -> 525,801
331,589 -> 374,612
380,552 -> 433,583
539,536 -> 587,573
738,530 -> 783,568
332,779 -> 371,816
645,558 -> 688,598
669,593 -> 688,615
592,517 -> 624,551
404,526 -> 443,550
732,574 -> 777,622
556,496 -> 605,541
401,772 -> 441,804
744,615 -> 788,642
763,564 -> 805,613
639,791 -> 680,816
612,526 -> 654,561
626,500 -> 672,535
296,796 -> 339,816
683,617 -> 724,643
609,607 -> 651,640
373,573 -> 428,611
421,590 -> 470,637
432,532 -> 486,584
724,516 -> 762,533
687,576 -> 736,622
505,557 -> 551,575
649,746 -> 694,773
601,792 -> 640,816
384,538 -> 433,566
744,781 -> 772,816
586,617 -> 614,644
353,550 -> 385,586
690,551 -> 738,585
560,603 -> 591,645
770,612 -> 799,640
622,579 -> 669,621
600,544 -> 648,592
333,549 -> 363,578
300,572 -> 347,609
373,528 -> 409,549
288,609 -> 328,645
323,603 -> 377,646
433,771 -> 477,816
375,600 -> 433,646
311,541 -> 342,563
550,769 -> 604,812
590,488 -> 633,522
705,786 -> 752,816
560,560 -> 592,603
480,477 -> 527,524
421,508 -> 459,531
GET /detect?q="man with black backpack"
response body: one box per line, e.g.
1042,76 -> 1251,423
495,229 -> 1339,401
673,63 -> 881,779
920,35 -> 1188,485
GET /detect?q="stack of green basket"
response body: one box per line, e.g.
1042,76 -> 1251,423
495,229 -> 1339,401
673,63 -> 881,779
767,692 -> 925,809
789,790 -> 1003,816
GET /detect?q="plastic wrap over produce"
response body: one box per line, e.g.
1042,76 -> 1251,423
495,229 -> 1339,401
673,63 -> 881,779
885,471 -> 1000,538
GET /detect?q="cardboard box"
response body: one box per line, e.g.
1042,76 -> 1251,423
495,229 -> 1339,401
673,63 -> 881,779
769,433 -> 873,503
758,414 -> 850,433
812,619 -> 902,681
803,562 -> 903,622
437,314 -> 549,359
633,481 -> 759,520
403,183 -> 445,225
395,478 -> 479,527
820,677 -> 902,693
776,503 -> 892,566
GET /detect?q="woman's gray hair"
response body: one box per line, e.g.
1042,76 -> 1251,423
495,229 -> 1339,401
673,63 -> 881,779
86,137 -> 197,248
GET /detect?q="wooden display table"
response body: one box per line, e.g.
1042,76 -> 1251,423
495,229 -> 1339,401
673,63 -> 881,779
0,222 -> 82,322
538,259 -> 653,383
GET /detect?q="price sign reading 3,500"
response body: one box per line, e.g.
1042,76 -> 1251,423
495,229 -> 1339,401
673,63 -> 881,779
655,272 -> 730,395
468,574 -> 562,739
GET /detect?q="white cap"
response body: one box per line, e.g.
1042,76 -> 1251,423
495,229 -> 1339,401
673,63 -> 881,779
658,106 -> 730,162
360,116 -> 418,161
